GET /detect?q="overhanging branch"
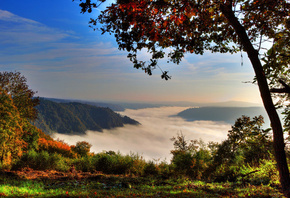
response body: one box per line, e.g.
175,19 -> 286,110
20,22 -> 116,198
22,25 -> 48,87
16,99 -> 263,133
270,79 -> 290,94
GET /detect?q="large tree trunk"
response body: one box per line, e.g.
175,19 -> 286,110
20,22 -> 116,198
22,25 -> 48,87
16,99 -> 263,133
221,3 -> 290,197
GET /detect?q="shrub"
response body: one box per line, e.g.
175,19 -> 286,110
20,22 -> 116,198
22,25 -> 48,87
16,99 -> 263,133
38,138 -> 75,158
240,159 -> 279,185
13,150 -> 70,171
93,153 -> 114,174
71,141 -> 92,157
72,156 -> 94,172
92,152 -> 135,175
129,153 -> 146,176
171,151 -> 194,177
143,161 -> 159,176
158,161 -> 173,179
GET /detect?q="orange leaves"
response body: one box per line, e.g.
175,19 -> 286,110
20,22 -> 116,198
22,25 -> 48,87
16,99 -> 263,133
38,138 -> 75,158
152,8 -> 159,15
162,21 -> 168,28
169,14 -> 186,26
118,1 -> 144,13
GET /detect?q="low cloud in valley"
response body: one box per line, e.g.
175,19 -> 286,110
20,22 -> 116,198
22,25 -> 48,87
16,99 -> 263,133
53,107 -> 231,162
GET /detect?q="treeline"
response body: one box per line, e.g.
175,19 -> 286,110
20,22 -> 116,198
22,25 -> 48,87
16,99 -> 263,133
33,98 -> 140,135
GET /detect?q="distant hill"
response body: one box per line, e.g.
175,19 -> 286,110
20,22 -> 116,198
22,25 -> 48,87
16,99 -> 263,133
175,106 -> 269,126
43,97 -> 125,111
41,97 -> 261,111
32,99 -> 140,135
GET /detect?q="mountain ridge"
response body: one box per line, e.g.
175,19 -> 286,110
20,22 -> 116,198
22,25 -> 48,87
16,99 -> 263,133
32,99 -> 140,135
175,106 -> 269,126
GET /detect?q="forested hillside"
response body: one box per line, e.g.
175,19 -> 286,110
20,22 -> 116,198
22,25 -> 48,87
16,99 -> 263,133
32,98 -> 140,135
176,107 -> 268,124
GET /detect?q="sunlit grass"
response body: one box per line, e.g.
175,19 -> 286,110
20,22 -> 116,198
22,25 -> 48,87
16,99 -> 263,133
0,174 -> 285,197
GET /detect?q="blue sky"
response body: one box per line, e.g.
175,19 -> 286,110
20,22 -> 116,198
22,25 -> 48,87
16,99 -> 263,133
0,0 -> 262,104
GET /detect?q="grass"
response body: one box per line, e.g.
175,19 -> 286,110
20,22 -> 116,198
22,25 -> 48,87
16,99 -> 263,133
0,171 -> 285,198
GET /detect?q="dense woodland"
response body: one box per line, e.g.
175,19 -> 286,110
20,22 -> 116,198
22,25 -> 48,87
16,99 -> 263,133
33,98 -> 139,135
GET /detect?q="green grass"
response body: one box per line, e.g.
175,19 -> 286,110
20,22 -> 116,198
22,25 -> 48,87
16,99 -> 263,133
0,173 -> 285,197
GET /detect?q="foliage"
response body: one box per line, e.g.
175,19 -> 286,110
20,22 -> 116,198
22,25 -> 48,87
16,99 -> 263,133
240,159 -> 280,186
208,116 -> 273,181
20,120 -> 40,152
0,71 -> 39,121
32,98 -> 139,134
75,0 -> 289,78
71,141 -> 92,157
143,161 -> 159,176
72,156 -> 94,172
0,72 -> 44,168
93,152 -> 135,175
261,21 -> 290,132
170,133 -> 212,179
226,115 -> 272,165
14,150 -> 70,171
38,138 -> 76,158
0,88 -> 25,166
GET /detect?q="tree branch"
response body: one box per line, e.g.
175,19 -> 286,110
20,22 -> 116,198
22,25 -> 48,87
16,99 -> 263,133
270,79 -> 290,94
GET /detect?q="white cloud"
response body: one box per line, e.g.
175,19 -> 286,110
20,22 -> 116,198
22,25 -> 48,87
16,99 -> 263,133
0,9 -> 70,45
0,9 -> 38,24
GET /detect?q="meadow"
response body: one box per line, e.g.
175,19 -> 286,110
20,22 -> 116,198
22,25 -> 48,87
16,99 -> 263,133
0,163 -> 285,198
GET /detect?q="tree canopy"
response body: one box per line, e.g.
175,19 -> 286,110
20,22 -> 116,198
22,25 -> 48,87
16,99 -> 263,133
0,72 -> 40,166
0,71 -> 39,121
77,0 -> 289,78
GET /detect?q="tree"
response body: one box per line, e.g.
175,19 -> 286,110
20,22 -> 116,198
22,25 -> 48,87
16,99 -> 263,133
262,27 -> 290,132
0,72 -> 42,167
213,116 -> 272,166
0,88 -> 25,166
75,0 -> 290,195
0,71 -> 39,121
170,133 -> 213,178
72,141 -> 92,157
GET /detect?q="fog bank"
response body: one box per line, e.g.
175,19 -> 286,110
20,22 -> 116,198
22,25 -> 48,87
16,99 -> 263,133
53,107 -> 231,162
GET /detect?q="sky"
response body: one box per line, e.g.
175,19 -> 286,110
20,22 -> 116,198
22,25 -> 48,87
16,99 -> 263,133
0,0 -> 263,104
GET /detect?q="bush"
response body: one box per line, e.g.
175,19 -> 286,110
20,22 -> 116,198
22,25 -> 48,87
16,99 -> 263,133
92,152 -> 135,175
71,141 -> 92,157
171,151 -> 194,177
158,161 -> 173,179
93,153 -> 114,174
128,153 -> 146,176
72,156 -> 94,172
240,159 -> 279,185
143,161 -> 159,176
13,150 -> 70,171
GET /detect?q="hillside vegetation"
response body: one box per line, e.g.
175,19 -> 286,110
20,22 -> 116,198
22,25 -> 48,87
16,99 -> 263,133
32,98 -> 140,134
176,107 -> 268,124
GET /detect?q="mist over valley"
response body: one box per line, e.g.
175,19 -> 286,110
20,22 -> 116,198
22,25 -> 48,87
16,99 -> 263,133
31,98 -> 269,162
52,105 -> 266,162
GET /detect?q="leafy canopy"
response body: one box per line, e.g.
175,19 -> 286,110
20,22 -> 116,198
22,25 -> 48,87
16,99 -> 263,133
76,0 -> 289,78
0,71 -> 39,121
0,72 -> 41,166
